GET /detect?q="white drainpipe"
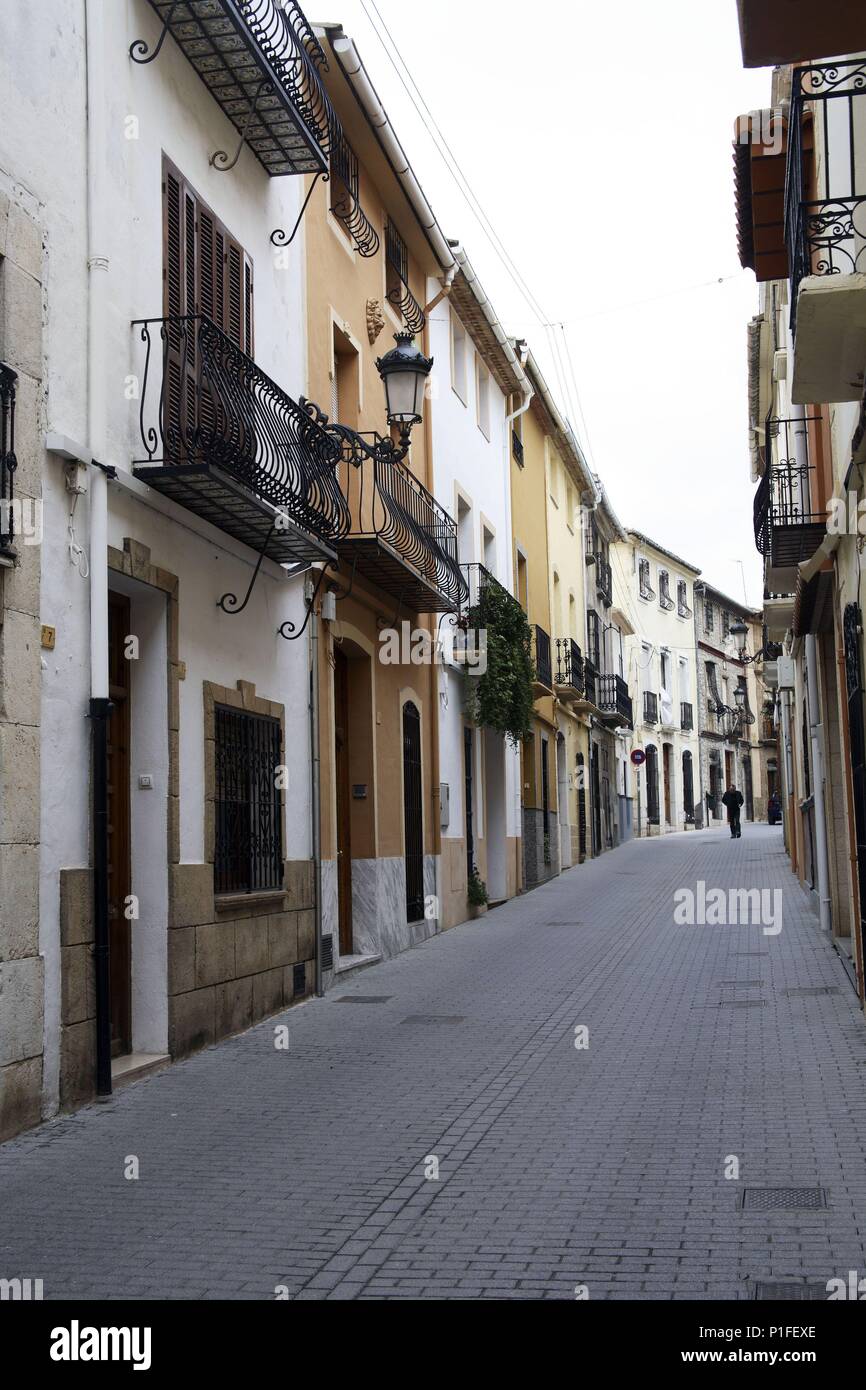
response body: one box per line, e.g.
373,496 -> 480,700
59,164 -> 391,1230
805,634 -> 832,933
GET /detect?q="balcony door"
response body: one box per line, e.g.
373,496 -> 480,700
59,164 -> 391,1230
163,159 -> 253,460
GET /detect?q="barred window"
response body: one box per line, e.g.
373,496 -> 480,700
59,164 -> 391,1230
214,706 -> 283,894
705,601 -> 714,632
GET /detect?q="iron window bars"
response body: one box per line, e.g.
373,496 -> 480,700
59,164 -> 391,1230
681,701 -> 694,731
596,673 -> 633,726
595,555 -> 613,605
659,570 -> 674,610
214,703 -> 283,894
329,128 -> 380,258
753,414 -> 824,559
326,424 -> 465,613
554,637 -> 585,696
533,625 -> 553,690
131,1 -> 334,177
638,557 -> 655,600
132,314 -> 350,564
587,608 -> 601,670
386,219 -> 425,336
677,579 -> 691,618
0,363 -> 17,553
643,691 -> 659,725
785,58 -> 866,334
512,428 -> 525,466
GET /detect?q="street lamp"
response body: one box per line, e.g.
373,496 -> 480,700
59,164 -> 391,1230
728,619 -> 782,665
301,331 -> 433,464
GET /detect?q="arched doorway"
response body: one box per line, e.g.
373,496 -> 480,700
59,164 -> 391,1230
402,701 -> 424,921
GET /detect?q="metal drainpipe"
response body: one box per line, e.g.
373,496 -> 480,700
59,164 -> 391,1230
805,634 -> 832,933
86,0 -> 112,1095
309,581 -> 324,997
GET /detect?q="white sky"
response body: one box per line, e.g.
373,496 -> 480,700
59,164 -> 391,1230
321,0 -> 772,606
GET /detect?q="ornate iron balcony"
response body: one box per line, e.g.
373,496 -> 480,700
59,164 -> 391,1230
638,561 -> 655,601
461,562 -> 520,613
336,440 -> 465,613
785,59 -> 866,334
643,691 -> 659,725
554,637 -> 585,697
329,128 -> 379,258
754,415 -> 825,567
532,625 -> 553,691
1,363 -> 17,553
132,314 -> 349,563
595,555 -> 612,605
659,574 -> 674,611
677,584 -> 691,619
680,701 -> 694,731
385,219 -> 425,336
131,0 -> 333,177
596,673 -> 633,727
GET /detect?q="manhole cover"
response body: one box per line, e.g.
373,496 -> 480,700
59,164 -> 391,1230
784,986 -> 842,997
335,995 -> 393,1004
741,1187 -> 827,1211
401,1014 -> 465,1025
753,1281 -> 828,1300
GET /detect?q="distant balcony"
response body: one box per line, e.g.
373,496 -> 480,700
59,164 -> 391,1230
659,576 -> 674,611
643,691 -> 658,726
554,637 -> 585,700
736,1 -> 866,67
583,659 -> 597,709
754,414 -> 826,592
596,673 -> 633,728
681,701 -> 694,732
595,555 -> 612,606
512,429 -> 524,466
1,363 -> 17,555
785,59 -> 866,402
532,625 -> 553,692
677,587 -> 691,619
132,0 -> 333,177
133,314 -> 348,564
340,444 -> 466,613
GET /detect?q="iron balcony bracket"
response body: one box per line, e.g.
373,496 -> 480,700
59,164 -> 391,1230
329,553 -> 358,605
278,563 -> 333,641
129,1 -> 181,64
297,397 -> 412,465
270,172 -> 326,250
210,79 -> 272,173
217,521 -> 276,616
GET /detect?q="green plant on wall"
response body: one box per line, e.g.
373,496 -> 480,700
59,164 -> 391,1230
462,577 -> 534,745
467,869 -> 489,906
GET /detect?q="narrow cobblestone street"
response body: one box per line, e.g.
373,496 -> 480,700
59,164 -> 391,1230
3,825 -> 866,1301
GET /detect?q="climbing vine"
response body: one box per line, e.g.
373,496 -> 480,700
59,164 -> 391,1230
462,578 -> 535,745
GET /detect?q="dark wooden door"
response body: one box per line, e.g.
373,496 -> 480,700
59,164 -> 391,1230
663,743 -> 672,824
464,726 -> 475,878
334,649 -> 353,957
844,604 -> 866,971
403,702 -> 424,921
107,592 -> 132,1057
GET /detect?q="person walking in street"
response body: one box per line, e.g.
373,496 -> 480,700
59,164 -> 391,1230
721,784 -> 744,839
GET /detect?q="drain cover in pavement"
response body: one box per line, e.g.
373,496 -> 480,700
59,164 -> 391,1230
717,999 -> 767,1008
720,979 -> 764,986
784,986 -> 842,997
335,995 -> 393,1004
734,951 -> 768,957
741,1187 -> 827,1211
753,1281 -> 828,1300
401,1014 -> 465,1025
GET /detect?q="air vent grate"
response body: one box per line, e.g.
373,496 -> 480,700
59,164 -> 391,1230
321,934 -> 334,971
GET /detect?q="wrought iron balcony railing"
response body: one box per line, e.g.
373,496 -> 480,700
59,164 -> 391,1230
638,561 -> 655,600
677,585 -> 691,619
1,363 -> 17,553
596,673 -> 633,726
595,555 -> 612,605
554,637 -> 585,696
681,701 -> 694,731
532,625 -> 553,691
785,58 -> 866,334
132,314 -> 349,563
659,574 -> 674,611
754,415 -> 825,567
131,1 -> 334,177
643,691 -> 659,725
336,439 -> 465,613
385,219 -> 425,336
512,429 -> 524,466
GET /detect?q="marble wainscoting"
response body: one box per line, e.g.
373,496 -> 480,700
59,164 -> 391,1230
349,856 -> 439,960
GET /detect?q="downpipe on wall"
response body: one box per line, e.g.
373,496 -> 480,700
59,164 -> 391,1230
805,634 -> 832,934
308,579 -> 324,997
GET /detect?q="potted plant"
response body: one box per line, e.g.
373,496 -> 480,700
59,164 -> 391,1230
467,869 -> 489,919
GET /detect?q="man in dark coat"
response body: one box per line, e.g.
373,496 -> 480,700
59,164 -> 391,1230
721,784 -> 744,838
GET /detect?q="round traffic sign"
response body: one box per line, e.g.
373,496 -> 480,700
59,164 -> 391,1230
630,748 -> 646,767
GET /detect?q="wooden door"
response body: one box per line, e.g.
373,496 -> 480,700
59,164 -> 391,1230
334,649 -> 353,956
402,702 -> 424,921
107,592 -> 132,1057
663,743 -> 672,824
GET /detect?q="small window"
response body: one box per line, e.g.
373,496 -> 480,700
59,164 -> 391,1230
214,706 -> 283,895
706,601 -> 715,633
516,551 -> 528,610
722,610 -> 730,638
476,358 -> 490,439
331,323 -> 359,430
451,313 -> 468,403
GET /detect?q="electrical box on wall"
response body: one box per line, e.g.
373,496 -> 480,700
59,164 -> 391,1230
439,782 -> 450,829
777,656 -> 795,688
